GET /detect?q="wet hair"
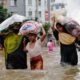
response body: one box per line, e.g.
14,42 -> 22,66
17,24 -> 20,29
12,28 -> 19,34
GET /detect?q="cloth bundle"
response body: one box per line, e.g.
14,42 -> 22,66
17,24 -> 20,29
19,21 -> 42,35
57,18 -> 80,38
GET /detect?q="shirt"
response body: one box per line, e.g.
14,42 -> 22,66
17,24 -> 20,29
26,39 -> 42,58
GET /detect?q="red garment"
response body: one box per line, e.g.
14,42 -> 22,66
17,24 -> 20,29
30,55 -> 43,70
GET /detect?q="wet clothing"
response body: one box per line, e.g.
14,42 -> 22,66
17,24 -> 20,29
4,33 -> 29,69
60,43 -> 78,66
26,39 -> 42,58
59,32 -> 78,66
56,21 -> 79,66
30,55 -> 43,70
26,39 -> 43,70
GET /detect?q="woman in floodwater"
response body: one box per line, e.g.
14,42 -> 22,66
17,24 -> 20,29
3,23 -> 29,69
56,22 -> 78,66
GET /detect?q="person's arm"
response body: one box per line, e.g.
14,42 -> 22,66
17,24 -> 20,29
23,37 -> 28,53
23,47 -> 28,53
40,26 -> 46,42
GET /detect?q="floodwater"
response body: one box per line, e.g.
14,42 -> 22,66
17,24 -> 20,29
0,47 -> 80,80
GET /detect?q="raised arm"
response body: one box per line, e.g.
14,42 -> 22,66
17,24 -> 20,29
40,26 -> 46,42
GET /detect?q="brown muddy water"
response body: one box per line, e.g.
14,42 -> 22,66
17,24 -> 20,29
0,47 -> 80,80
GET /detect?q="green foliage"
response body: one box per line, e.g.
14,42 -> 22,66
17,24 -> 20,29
0,4 -> 8,23
43,22 -> 51,34
39,22 -> 50,36
35,17 -> 38,21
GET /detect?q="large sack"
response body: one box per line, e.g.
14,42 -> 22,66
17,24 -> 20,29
19,21 -> 42,35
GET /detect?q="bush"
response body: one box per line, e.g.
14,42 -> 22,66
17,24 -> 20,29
43,22 -> 51,34
39,22 -> 51,36
0,4 -> 8,23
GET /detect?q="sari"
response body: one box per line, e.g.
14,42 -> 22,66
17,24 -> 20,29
4,33 -> 27,69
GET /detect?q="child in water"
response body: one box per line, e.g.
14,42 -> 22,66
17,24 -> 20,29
47,39 -> 55,54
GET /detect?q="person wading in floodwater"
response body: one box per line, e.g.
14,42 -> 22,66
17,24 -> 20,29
4,23 -> 29,69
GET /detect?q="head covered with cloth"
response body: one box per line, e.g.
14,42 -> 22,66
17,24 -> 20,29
56,19 -> 78,66
4,22 -> 28,69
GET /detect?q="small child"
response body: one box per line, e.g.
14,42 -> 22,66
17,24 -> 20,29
47,39 -> 55,54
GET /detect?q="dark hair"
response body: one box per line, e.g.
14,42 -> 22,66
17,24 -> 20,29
28,33 -> 37,36
56,22 -> 63,28
50,39 -> 52,42
56,22 -> 68,33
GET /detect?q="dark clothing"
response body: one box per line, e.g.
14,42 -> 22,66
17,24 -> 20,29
56,22 -> 78,66
0,35 -> 4,47
53,29 -> 59,41
76,40 -> 80,45
6,37 -> 29,69
60,43 -> 78,66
